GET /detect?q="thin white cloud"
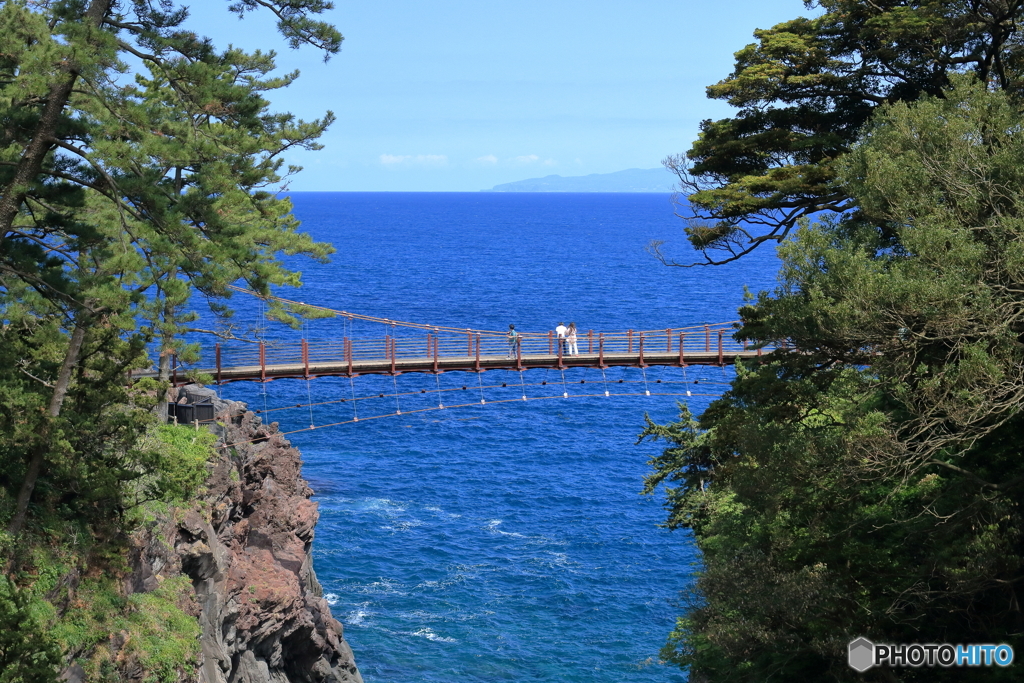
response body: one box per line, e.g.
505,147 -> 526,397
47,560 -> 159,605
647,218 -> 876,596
475,154 -> 499,165
512,154 -> 540,164
542,158 -> 557,166
379,154 -> 448,168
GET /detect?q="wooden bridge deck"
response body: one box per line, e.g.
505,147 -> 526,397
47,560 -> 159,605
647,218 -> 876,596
135,349 -> 767,384
131,322 -> 773,385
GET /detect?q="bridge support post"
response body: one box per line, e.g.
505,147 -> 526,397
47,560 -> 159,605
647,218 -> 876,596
705,325 -> 710,353
557,339 -> 564,369
389,336 -> 396,375
548,331 -> 553,355
679,333 -> 686,366
475,333 -> 480,372
259,342 -> 265,382
639,332 -> 646,367
588,330 -> 593,354
345,337 -> 352,377
718,329 -> 724,366
666,328 -> 671,353
432,334 -> 439,374
628,329 -> 633,354
598,333 -> 605,368
302,339 -> 309,379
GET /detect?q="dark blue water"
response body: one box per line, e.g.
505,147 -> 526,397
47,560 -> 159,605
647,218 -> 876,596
214,193 -> 779,682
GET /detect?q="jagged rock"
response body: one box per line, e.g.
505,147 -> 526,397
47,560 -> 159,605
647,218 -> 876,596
125,386 -> 362,683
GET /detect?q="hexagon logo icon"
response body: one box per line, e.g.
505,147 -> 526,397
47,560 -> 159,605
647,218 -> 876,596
848,637 -> 875,672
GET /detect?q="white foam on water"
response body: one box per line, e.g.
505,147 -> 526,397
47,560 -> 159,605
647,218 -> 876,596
486,518 -> 526,537
410,627 -> 457,643
346,603 -> 372,626
382,518 -> 424,532
357,578 -> 406,596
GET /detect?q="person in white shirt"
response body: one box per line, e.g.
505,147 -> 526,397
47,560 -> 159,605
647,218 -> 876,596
554,322 -> 568,353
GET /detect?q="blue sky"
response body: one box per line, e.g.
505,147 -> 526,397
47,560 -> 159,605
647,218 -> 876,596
185,1 -> 811,191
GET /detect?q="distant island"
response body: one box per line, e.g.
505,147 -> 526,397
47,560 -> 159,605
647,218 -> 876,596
485,167 -> 675,193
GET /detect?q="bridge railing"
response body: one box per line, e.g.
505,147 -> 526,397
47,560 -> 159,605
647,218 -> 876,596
200,323 -> 764,370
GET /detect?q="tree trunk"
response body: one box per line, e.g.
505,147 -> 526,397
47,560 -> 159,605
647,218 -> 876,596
155,274 -> 179,421
6,323 -> 87,535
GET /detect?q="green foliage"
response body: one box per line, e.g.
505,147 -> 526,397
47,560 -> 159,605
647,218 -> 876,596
0,0 -> 339,533
0,577 -> 61,683
113,577 -> 202,683
644,80 -> 1024,681
0,2 -> 342,679
140,424 -> 218,504
46,574 -> 201,683
662,0 -> 1024,265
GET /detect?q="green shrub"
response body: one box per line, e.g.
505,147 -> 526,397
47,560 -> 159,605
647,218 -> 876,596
139,424 -> 218,505
0,576 -> 61,683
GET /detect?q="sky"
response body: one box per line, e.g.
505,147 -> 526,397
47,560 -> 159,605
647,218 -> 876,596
184,1 -> 813,192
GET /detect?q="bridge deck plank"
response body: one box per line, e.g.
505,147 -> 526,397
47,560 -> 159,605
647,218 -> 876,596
134,350 -> 767,384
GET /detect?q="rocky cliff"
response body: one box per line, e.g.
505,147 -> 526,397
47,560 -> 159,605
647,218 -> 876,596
128,386 -> 362,683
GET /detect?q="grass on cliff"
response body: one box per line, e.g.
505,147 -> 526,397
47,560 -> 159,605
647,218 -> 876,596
1,422 -> 217,682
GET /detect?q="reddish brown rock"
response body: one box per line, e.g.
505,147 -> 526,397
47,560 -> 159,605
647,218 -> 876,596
131,386 -> 363,683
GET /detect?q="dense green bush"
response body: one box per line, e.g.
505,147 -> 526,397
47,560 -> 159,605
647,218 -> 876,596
643,79 -> 1024,681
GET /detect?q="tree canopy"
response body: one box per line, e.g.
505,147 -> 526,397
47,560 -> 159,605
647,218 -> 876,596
641,77 -> 1024,681
0,0 -> 338,532
654,0 -> 1024,266
0,2 -> 344,679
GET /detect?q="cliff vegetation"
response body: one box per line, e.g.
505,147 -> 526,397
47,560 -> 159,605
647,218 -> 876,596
0,2 -> 355,680
644,10 -> 1024,677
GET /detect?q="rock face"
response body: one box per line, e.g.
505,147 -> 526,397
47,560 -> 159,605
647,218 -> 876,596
135,386 -> 362,683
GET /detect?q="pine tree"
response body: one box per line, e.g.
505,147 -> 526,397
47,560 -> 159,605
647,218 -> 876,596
655,0 -> 1024,266
642,78 -> 1024,681
0,0 -> 339,533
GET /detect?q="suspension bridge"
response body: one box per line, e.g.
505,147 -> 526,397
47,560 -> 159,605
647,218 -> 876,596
134,289 -> 769,386
139,290 -> 772,440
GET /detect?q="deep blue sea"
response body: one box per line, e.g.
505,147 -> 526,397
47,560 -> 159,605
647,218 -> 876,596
213,192 -> 780,682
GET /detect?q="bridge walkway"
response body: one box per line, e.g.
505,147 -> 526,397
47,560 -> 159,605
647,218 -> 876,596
133,324 -> 767,385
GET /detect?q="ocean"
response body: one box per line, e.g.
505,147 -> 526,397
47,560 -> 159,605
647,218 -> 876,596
213,192 -> 781,682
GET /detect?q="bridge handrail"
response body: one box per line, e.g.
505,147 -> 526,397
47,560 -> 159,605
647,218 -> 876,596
201,326 -> 761,372
227,285 -> 740,337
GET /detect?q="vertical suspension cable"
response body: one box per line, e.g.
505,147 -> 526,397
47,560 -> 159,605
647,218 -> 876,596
477,372 -> 486,404
258,297 -> 268,414
641,366 -> 651,396
560,368 -> 568,398
683,365 -> 692,397
519,369 -> 527,400
304,320 -> 315,428
435,373 -> 444,409
601,368 -> 610,397
393,374 -> 402,415
349,376 -> 359,422
306,379 -> 314,428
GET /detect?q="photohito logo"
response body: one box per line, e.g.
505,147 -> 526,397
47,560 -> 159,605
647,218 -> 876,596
848,637 -> 1014,671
